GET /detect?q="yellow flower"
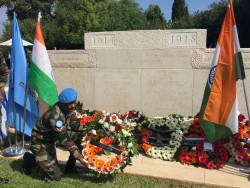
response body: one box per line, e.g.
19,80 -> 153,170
121,129 -> 129,136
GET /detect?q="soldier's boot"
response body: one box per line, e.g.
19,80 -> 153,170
37,162 -> 62,182
21,152 -> 36,175
64,154 -> 77,174
65,154 -> 90,174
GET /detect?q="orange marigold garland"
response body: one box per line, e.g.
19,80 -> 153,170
82,132 -> 129,174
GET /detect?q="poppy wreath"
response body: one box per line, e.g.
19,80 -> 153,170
81,111 -> 140,175
178,147 -> 197,165
196,140 -> 229,169
187,115 -> 207,138
139,115 -> 193,161
227,114 -> 250,166
178,114 -> 229,169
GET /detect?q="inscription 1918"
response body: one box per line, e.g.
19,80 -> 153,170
169,33 -> 197,46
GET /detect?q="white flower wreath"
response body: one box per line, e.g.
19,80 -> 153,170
141,114 -> 193,161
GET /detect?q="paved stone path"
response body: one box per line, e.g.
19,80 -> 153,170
1,147 -> 250,188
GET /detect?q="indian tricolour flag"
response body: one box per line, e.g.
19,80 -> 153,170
199,0 -> 246,143
28,13 -> 58,115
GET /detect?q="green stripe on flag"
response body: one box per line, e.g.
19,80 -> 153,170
235,52 -> 246,80
29,62 -> 58,106
200,119 -> 233,142
199,83 -> 233,142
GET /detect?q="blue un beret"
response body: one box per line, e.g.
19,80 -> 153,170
58,88 -> 78,103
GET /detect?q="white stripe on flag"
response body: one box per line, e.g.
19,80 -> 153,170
1,91 -> 7,139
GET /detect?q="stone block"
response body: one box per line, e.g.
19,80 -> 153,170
85,29 -> 207,49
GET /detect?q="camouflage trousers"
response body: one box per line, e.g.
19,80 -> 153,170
29,131 -> 83,181
30,140 -> 62,181
0,102 -> 3,148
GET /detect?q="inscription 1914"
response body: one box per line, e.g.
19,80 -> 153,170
92,35 -> 115,47
169,33 -> 197,46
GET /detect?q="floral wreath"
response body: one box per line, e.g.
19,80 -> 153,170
140,114 -> 193,161
227,114 -> 250,166
178,114 -> 229,169
81,131 -> 129,174
78,110 -> 142,174
196,140 -> 229,169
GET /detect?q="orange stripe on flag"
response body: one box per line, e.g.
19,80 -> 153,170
229,0 -> 236,26
203,1 -> 236,125
35,22 -> 45,45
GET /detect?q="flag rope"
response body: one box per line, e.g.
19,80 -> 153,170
242,80 -> 250,120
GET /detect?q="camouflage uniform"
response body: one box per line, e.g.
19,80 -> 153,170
0,53 -> 9,148
65,117 -> 85,172
29,103 -> 84,181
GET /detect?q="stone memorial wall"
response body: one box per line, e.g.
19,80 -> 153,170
48,29 -> 250,118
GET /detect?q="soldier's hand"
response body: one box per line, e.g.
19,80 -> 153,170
79,157 -> 88,168
69,112 -> 78,121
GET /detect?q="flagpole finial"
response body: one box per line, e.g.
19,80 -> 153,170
38,12 -> 42,22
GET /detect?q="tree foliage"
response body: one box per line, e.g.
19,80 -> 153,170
1,0 -> 149,49
145,5 -> 167,29
0,0 -> 55,20
170,0 -> 191,29
171,0 -> 189,21
1,0 -> 250,49
102,0 -> 147,31
47,0 -> 100,49
49,0 -> 148,49
234,0 -> 250,47
192,1 -> 227,47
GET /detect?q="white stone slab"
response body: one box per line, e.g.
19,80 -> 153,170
94,69 -> 141,113
237,71 -> 250,116
54,68 -> 95,110
96,49 -> 192,69
49,50 -> 96,68
193,70 -> 210,115
140,69 -> 193,117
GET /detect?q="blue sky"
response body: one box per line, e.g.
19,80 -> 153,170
134,0 -> 221,20
0,0 -> 221,35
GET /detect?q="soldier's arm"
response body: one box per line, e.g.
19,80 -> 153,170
68,121 -> 83,132
49,116 -> 83,161
0,55 -> 9,90
66,112 -> 84,132
54,127 -> 87,167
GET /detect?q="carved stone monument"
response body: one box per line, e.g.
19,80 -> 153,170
49,29 -> 250,118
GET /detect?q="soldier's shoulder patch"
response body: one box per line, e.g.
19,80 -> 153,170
56,119 -> 64,128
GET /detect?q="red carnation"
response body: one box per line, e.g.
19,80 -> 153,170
115,124 -> 122,131
138,116 -> 145,123
128,111 -> 134,119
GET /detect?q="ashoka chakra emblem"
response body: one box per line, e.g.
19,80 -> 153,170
209,65 -> 217,85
